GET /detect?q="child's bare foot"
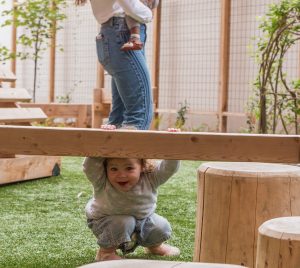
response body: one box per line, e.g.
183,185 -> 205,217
100,124 -> 116,130
95,248 -> 122,262
121,39 -> 143,51
145,243 -> 180,256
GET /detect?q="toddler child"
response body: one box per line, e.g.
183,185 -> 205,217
83,125 -> 180,261
121,0 -> 160,51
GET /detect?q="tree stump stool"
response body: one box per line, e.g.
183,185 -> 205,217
79,259 -> 247,268
193,162 -> 300,268
256,216 -> 300,268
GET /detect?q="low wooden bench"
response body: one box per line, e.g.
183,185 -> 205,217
0,67 -> 16,84
0,88 -> 31,102
0,108 -> 47,123
78,259 -> 247,268
0,86 -> 60,185
19,103 -> 92,128
0,88 -> 47,124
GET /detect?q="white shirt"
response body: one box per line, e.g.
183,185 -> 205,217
90,0 -> 153,24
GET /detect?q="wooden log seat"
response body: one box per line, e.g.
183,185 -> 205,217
78,259 -> 247,268
193,162 -> 300,268
256,216 -> 300,268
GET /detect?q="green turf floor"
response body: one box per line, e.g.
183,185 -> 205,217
0,157 -> 201,268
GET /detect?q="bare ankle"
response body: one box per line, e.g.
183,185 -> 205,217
145,243 -> 180,257
146,243 -> 162,253
95,247 -> 122,261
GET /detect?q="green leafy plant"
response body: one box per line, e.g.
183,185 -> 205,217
175,100 -> 189,130
0,0 -> 67,101
249,0 -> 300,134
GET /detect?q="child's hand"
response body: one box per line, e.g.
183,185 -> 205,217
100,124 -> 116,130
167,128 -> 181,132
75,0 -> 87,6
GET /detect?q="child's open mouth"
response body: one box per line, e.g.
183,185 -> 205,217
118,181 -> 128,186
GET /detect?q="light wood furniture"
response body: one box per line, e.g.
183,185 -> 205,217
256,216 -> 300,268
0,126 -> 298,163
92,88 -> 111,128
193,162 -> 300,268
79,259 -> 247,268
0,67 -> 16,85
0,87 -> 60,185
19,103 -> 92,128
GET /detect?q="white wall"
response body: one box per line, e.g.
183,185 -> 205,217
0,0 -> 12,66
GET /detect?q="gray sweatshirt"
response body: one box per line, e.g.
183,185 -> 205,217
83,157 -> 180,220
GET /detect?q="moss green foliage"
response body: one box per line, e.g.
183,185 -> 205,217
0,157 -> 200,268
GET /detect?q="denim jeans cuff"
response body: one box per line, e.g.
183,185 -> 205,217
140,233 -> 171,247
98,236 -> 131,248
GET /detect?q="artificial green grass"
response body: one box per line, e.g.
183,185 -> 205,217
0,157 -> 201,268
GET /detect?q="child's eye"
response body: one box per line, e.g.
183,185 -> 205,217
126,166 -> 134,171
110,167 -> 118,172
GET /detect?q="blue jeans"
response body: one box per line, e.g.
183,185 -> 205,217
96,17 -> 153,130
87,213 -> 172,249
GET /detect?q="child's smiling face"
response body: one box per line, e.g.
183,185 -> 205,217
106,158 -> 142,192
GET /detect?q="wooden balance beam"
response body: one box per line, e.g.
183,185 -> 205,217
0,125 -> 298,163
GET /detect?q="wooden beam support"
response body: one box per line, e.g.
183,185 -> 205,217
11,0 -> 17,88
49,0 -> 57,102
0,125 -> 298,163
218,0 -> 231,132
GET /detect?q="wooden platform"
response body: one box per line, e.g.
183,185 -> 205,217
19,103 -> 92,128
0,67 -> 16,83
0,108 -> 47,123
0,88 -> 31,102
0,155 -> 61,185
0,86 -> 60,185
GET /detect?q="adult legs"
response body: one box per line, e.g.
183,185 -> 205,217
108,78 -> 125,127
98,21 -> 153,130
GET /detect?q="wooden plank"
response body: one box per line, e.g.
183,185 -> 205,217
92,88 -> 104,128
19,103 -> 92,128
0,88 -> 31,102
49,0 -> 57,102
0,108 -> 47,123
0,155 -> 61,184
19,103 -> 91,117
199,167 -> 232,263
0,67 -> 16,82
0,125 -> 298,163
11,0 -> 17,87
151,5 -> 161,109
193,166 -> 210,261
218,0 -> 231,132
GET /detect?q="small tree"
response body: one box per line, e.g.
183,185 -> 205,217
0,0 -> 67,101
250,0 -> 300,134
